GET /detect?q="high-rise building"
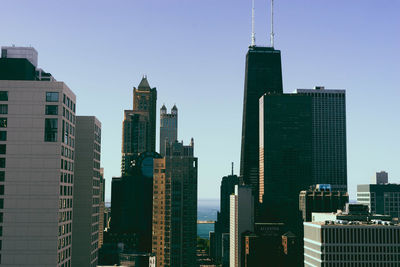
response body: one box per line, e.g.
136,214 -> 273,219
299,184 -> 349,222
98,168 -> 105,248
121,76 -> 157,174
1,46 -> 38,67
357,174 -> 400,219
71,116 -> 102,267
373,171 -> 388,184
229,185 -> 254,267
240,46 -> 283,199
152,140 -> 197,267
159,104 -> 177,156
296,87 -> 347,191
0,49 -> 76,266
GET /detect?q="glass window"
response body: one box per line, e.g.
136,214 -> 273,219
0,185 -> 3,195
46,92 -> 59,102
0,171 -> 4,181
0,145 -> 5,155
0,158 -> 5,168
0,199 -> 3,209
44,118 -> 58,142
0,131 -> 6,141
45,105 -> 58,115
0,92 -> 8,101
0,118 -> 7,128
0,105 -> 7,114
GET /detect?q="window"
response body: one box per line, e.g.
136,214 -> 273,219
0,118 -> 7,128
45,105 -> 58,115
0,158 -> 5,168
44,118 -> 58,142
0,92 -> 8,101
46,92 -> 59,102
0,199 -> 3,209
0,145 -> 5,155
0,131 -> 6,141
0,172 -> 4,181
0,185 -> 3,195
0,105 -> 7,114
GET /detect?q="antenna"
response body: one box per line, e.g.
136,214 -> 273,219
270,0 -> 275,47
251,0 -> 255,46
231,162 -> 234,176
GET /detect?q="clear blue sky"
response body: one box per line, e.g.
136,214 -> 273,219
1,0 -> 399,201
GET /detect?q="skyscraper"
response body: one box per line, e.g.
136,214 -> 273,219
152,140 -> 197,267
240,46 -> 283,200
159,104 -> 177,156
121,76 -> 157,174
296,87 -> 347,191
0,47 -> 76,266
72,116 -> 102,267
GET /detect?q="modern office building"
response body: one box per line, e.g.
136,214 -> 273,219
98,168 -> 105,248
121,76 -> 157,174
159,104 -> 177,156
152,140 -> 197,267
229,185 -> 254,267
304,204 -> 399,267
240,46 -> 283,200
299,184 -> 349,222
357,175 -> 400,219
0,48 -> 76,266
71,116 -> 102,267
296,87 -> 347,191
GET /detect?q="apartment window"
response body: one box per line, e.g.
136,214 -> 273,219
0,92 -> 8,101
0,159 -> 5,168
46,92 -> 59,102
0,131 -> 6,141
45,105 -> 58,115
0,172 -> 3,182
44,118 -> 58,142
0,105 -> 7,115
0,145 -> 5,155
0,118 -> 7,128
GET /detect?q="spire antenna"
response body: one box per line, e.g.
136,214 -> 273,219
251,0 -> 256,46
270,0 -> 275,47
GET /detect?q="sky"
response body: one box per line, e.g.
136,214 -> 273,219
1,0 -> 399,202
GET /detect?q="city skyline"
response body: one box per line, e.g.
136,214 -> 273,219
2,0 -> 399,201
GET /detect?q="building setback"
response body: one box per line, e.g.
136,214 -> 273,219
72,116 -> 102,267
159,105 -> 177,156
0,49 -> 76,266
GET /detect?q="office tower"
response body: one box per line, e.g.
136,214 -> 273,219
71,116 -> 102,267
373,170 -> 388,184
240,46 -> 283,199
259,93 -> 312,226
304,204 -> 399,267
111,151 -> 162,253
0,49 -> 76,266
357,175 -> 400,218
121,76 -> 157,174
297,87 -> 347,191
229,185 -> 254,267
1,46 -> 38,67
214,169 -> 239,265
98,168 -> 105,248
152,140 -> 197,267
159,104 -> 177,156
299,184 -> 349,222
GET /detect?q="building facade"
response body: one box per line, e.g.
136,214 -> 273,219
71,116 -> 102,267
152,140 -> 197,267
159,104 -> 177,156
297,87 -> 347,191
98,168 -> 105,248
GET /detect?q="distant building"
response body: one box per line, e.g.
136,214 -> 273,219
373,171 -> 388,184
357,175 -> 400,219
152,140 -> 197,267
297,87 -> 347,191
159,104 -> 177,156
304,204 -> 399,266
121,76 -> 157,174
1,46 -> 38,67
299,184 -> 349,222
72,116 -> 102,267
230,185 -> 254,267
99,168 -> 106,248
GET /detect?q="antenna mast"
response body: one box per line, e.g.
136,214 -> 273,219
270,0 -> 275,47
251,0 -> 256,46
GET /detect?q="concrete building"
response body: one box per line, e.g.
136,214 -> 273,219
159,105 -> 177,156
299,184 -> 349,222
229,185 -> 254,267
71,116 -> 102,267
304,204 -> 400,266
121,76 -> 157,174
152,140 -> 197,267
297,87 -> 347,191
357,175 -> 400,219
0,52 -> 76,266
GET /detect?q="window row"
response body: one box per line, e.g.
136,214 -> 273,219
61,159 -> 74,172
63,94 -> 75,113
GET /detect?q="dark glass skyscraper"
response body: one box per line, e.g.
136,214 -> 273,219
240,46 -> 283,199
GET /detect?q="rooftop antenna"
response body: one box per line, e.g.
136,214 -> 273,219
251,0 -> 256,46
231,162 -> 234,176
270,0 -> 275,47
